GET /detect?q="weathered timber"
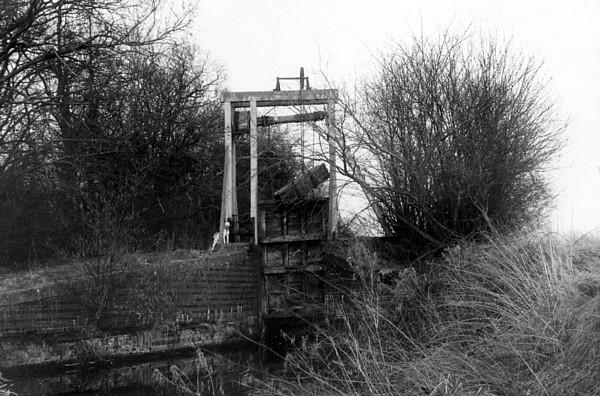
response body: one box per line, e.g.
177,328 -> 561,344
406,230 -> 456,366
234,110 -> 328,132
222,89 -> 337,108
250,98 -> 258,244
257,198 -> 338,319
220,79 -> 337,244
273,163 -> 330,202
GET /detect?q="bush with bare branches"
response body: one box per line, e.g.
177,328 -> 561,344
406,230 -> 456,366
332,33 -> 563,253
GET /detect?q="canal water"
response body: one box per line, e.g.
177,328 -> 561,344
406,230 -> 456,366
4,343 -> 283,396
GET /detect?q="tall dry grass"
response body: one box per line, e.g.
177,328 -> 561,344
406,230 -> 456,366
253,232 -> 600,396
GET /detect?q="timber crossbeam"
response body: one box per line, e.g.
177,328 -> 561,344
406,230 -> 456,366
222,89 -> 337,108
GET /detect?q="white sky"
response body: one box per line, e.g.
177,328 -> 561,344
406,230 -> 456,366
190,0 -> 600,235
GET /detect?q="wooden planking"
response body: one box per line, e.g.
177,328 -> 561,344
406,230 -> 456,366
260,233 -> 324,244
327,98 -> 338,239
274,163 -> 330,202
258,198 -> 332,316
258,199 -> 328,241
222,89 -> 337,108
250,98 -> 258,244
221,100 -> 234,234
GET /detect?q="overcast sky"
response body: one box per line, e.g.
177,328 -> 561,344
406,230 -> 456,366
191,0 -> 600,234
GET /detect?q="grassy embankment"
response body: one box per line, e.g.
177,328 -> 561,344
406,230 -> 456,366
254,232 -> 600,396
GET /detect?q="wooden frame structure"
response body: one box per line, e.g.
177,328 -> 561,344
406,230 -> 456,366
219,88 -> 338,244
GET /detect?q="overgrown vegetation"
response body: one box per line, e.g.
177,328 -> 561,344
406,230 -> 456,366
0,371 -> 15,396
328,32 -> 563,254
252,233 -> 600,395
0,0 -> 216,266
1,5 -> 581,394
247,28 -> 576,396
0,0 -> 301,269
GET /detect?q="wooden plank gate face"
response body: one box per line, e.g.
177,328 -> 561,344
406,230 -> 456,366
258,198 -> 337,318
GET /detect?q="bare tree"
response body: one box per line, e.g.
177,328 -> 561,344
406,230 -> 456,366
323,33 -> 563,253
0,0 -> 190,171
0,0 -> 204,265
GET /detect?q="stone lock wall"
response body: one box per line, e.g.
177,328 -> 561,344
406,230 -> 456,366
0,245 -> 259,368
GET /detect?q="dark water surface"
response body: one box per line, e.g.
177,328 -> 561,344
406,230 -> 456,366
5,343 -> 279,396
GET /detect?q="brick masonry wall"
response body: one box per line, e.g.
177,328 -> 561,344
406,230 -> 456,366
0,245 -> 259,368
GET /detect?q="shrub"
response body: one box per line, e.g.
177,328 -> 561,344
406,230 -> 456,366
333,32 -> 563,253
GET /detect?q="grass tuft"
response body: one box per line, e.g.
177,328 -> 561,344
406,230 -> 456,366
254,232 -> 600,396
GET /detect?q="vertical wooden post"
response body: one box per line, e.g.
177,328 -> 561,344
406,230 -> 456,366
250,98 -> 258,244
220,101 -> 233,236
231,132 -> 238,238
327,98 -> 337,239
